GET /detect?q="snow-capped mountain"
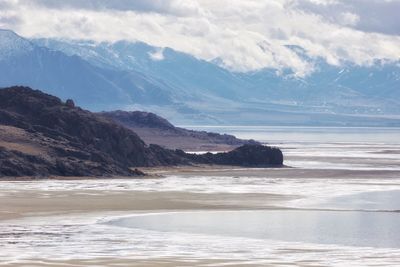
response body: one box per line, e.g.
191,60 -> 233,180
33,37 -> 400,116
1,29 -> 399,126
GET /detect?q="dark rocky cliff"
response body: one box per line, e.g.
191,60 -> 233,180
179,145 -> 283,167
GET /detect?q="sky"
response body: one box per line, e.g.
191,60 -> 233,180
0,0 -> 399,76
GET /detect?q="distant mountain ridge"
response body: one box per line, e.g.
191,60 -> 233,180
0,29 -> 176,111
1,29 -> 399,126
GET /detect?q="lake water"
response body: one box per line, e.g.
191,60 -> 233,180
183,125 -> 400,143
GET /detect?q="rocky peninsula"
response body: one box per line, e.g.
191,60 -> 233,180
0,86 -> 283,177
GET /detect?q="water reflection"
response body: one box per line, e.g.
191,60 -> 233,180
111,209 -> 400,248
319,190 -> 400,211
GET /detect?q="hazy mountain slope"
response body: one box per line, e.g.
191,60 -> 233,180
33,39 -> 248,101
240,63 -> 400,115
0,29 -> 33,59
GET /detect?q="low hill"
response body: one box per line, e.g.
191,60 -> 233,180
100,110 -> 259,151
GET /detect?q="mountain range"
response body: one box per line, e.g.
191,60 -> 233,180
1,29 -> 399,126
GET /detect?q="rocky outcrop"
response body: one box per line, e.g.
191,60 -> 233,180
0,87 -> 283,177
179,144 -> 283,167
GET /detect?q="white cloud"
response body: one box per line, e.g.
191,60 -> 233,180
339,12 -> 359,26
296,0 -> 400,35
304,0 -> 338,5
24,0 -> 204,16
0,0 -> 399,77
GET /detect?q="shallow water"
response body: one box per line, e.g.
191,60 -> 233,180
319,190 -> 400,211
110,208 -> 400,248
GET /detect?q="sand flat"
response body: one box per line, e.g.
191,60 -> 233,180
0,189 -> 289,222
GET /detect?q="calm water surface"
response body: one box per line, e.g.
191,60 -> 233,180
111,208 -> 400,248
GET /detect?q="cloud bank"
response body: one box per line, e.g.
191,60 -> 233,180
0,0 -> 399,76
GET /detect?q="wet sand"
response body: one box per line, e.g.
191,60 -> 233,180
0,188 -> 290,221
